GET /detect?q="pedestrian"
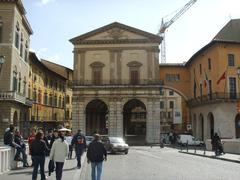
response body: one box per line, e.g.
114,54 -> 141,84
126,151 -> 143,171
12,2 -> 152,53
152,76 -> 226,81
31,130 -> 49,180
87,134 -> 107,180
65,131 -> 73,159
28,127 -> 36,166
49,129 -> 69,180
211,132 -> 225,156
4,124 -> 26,165
14,129 -> 29,167
71,129 -> 86,169
50,129 -> 58,149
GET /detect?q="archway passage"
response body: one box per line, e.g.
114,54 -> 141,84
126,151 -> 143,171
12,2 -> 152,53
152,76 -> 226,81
235,114 -> 240,138
86,99 -> 108,135
123,99 -> 146,143
208,113 -> 214,139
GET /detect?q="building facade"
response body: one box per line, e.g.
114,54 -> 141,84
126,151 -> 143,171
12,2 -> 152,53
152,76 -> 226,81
0,0 -> 32,137
71,22 -> 164,143
28,52 -> 72,133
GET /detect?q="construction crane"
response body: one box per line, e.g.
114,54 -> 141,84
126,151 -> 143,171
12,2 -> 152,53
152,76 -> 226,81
158,0 -> 197,63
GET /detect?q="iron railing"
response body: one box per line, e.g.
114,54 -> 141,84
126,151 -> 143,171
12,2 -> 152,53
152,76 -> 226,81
188,92 -> 240,106
73,79 -> 164,87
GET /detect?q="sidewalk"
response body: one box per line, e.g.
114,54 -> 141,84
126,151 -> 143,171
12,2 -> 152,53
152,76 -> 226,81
179,149 -> 240,163
0,152 -> 86,180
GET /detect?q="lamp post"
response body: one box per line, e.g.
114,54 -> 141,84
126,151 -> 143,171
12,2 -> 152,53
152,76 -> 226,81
0,55 -> 5,74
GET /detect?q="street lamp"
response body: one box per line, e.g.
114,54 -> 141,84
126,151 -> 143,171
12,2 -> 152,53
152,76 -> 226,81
0,55 -> 5,74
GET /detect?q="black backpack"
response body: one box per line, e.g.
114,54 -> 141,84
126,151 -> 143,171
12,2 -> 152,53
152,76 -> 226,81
4,131 -> 11,145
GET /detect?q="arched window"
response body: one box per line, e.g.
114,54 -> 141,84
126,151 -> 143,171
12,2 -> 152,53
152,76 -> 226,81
66,95 -> 70,104
58,96 -> 62,108
15,22 -> 20,49
127,61 -> 142,85
44,92 -> 48,105
18,73 -> 21,93
0,17 -> 3,43
24,41 -> 29,62
90,62 -> 105,85
20,33 -> 24,58
49,94 -> 53,106
54,95 -> 57,107
23,77 -> 26,96
33,88 -> 37,102
12,67 -> 18,91
38,89 -> 42,104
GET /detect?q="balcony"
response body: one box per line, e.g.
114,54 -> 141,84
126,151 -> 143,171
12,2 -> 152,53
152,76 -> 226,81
187,92 -> 240,107
0,91 -> 32,107
73,79 -> 164,87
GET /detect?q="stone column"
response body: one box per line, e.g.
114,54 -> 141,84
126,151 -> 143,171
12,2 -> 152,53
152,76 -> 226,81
72,96 -> 86,134
116,101 -> 123,137
108,101 -> 117,137
146,100 -> 161,143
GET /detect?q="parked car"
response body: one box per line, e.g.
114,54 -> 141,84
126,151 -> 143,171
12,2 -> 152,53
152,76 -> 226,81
177,134 -> 204,146
102,137 -> 129,154
85,136 -> 94,147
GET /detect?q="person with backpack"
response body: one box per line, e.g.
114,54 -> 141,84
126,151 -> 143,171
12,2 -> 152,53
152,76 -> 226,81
49,129 -> 69,180
71,129 -> 86,169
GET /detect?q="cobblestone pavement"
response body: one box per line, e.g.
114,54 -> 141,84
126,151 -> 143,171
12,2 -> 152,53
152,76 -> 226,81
81,146 -> 240,180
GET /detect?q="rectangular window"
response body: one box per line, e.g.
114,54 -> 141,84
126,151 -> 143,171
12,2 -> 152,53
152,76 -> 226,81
228,54 -> 235,66
160,101 -> 164,109
229,77 -> 237,99
160,89 -> 164,96
169,101 -> 174,109
208,80 -> 212,99
199,64 -> 202,74
168,112 -> 173,119
93,70 -> 102,85
44,93 -> 48,105
166,74 -> 180,82
169,90 -> 174,96
130,70 -> 139,85
208,58 -> 211,70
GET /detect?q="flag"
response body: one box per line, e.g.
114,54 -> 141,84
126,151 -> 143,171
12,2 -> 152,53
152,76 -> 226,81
217,71 -> 226,85
204,70 -> 208,88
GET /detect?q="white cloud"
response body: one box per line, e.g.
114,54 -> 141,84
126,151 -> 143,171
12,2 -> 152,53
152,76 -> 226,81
36,0 -> 56,6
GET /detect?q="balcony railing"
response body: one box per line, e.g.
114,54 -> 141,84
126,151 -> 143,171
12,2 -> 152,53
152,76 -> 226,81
0,91 -> 32,107
73,79 -> 164,87
187,92 -> 240,107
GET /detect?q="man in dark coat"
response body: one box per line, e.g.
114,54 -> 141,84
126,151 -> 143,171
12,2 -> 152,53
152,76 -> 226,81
211,133 -> 224,155
71,129 -> 86,169
87,134 -> 107,180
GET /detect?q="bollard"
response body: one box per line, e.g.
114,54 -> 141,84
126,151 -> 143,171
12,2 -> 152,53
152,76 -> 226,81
194,144 -> 196,154
186,140 -> 189,152
180,143 -> 182,152
203,144 -> 206,155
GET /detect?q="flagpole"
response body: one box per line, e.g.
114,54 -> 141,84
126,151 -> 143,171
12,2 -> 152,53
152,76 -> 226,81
223,66 -> 228,98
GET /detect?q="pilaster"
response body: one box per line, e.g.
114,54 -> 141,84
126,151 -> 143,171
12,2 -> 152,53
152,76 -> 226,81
72,96 -> 85,134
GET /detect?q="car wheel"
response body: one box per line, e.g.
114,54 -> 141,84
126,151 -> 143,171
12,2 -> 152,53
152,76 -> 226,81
125,150 -> 128,154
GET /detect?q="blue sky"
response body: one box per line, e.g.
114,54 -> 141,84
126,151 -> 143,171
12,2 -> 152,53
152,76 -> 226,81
24,0 -> 240,69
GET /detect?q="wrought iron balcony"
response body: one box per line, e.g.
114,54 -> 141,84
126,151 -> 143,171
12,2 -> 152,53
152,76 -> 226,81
0,91 -> 32,107
187,92 -> 240,107
73,79 -> 164,87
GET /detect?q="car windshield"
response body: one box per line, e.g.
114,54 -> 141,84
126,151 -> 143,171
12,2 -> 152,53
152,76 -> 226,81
86,136 -> 93,141
109,137 -> 124,143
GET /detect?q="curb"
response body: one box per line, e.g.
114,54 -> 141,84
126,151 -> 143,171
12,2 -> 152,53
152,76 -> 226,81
179,151 -> 240,164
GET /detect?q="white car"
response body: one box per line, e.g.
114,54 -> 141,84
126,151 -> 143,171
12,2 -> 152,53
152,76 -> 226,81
85,136 -> 94,147
177,134 -> 204,146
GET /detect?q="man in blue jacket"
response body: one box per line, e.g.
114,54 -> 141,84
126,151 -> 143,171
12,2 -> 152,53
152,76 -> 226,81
71,129 -> 86,169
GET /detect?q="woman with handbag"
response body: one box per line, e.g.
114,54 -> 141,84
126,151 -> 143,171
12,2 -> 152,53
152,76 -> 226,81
49,129 -> 69,180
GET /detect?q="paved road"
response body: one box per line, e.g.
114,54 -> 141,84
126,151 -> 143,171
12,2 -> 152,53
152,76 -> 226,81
81,146 -> 240,180
0,152 -> 86,180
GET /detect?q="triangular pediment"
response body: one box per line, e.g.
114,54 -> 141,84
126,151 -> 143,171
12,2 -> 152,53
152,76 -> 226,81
70,22 -> 161,44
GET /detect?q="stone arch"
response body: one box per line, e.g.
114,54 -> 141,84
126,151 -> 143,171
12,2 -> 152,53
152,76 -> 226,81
85,99 -> 108,135
207,112 -> 214,139
235,113 -> 240,138
123,99 -> 147,142
160,85 -> 188,101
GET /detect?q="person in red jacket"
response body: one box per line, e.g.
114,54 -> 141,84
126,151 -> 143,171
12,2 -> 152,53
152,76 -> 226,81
28,127 -> 36,166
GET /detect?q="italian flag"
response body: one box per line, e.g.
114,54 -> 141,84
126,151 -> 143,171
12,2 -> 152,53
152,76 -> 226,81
204,70 -> 208,88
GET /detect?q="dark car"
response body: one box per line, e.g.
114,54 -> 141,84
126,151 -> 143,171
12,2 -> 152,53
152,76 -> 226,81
85,136 -> 94,147
102,137 -> 129,154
